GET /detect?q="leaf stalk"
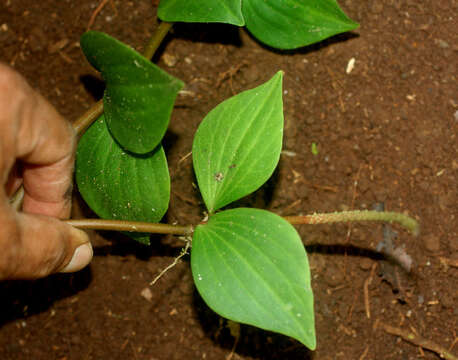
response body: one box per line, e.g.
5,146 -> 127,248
66,219 -> 192,236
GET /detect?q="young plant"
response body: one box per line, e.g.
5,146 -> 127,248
58,1 -> 419,351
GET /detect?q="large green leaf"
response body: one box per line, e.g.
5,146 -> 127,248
76,116 -> 170,245
80,31 -> 184,154
158,0 -> 244,26
191,208 -> 315,349
242,0 -> 359,49
192,71 -> 283,213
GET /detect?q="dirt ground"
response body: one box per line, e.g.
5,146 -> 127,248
0,0 -> 457,359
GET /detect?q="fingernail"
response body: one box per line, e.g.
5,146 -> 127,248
60,242 -> 93,273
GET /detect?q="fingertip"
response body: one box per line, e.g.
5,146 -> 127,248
59,226 -> 92,273
59,241 -> 93,273
0,212 -> 92,279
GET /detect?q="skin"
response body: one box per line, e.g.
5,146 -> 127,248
0,63 -> 92,280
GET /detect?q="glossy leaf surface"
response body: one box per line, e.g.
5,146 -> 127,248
191,208 -> 316,349
192,72 -> 283,213
242,0 -> 358,49
80,31 -> 184,154
158,0 -> 244,25
76,116 -> 170,244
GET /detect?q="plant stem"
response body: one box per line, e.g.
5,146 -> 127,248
143,21 -> 173,60
72,99 -> 104,136
380,322 -> 458,360
66,209 -> 419,238
284,210 -> 419,236
66,219 -> 193,236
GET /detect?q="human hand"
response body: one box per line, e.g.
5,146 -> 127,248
0,63 -> 92,280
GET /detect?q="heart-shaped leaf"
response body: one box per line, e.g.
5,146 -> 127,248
192,71 -> 283,213
76,116 -> 170,244
80,31 -> 184,154
242,0 -> 359,49
191,208 -> 315,349
158,0 -> 244,26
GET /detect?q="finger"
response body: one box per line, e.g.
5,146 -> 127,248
0,206 -> 92,280
22,154 -> 74,218
0,63 -> 75,219
5,163 -> 22,197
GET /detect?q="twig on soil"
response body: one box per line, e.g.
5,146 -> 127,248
379,322 -> 458,360
449,337 -> 458,353
130,341 -> 139,360
87,0 -> 116,30
281,199 -> 302,214
226,321 -> 241,360
177,151 -> 192,166
363,263 -> 377,319
439,257 -> 458,269
346,292 -> 358,323
215,61 -> 248,94
358,345 -> 369,360
294,177 -> 338,193
150,239 -> 190,285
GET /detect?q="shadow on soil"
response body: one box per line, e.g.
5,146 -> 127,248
193,290 -> 313,360
0,267 -> 92,328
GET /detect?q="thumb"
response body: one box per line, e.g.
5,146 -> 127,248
0,210 -> 92,279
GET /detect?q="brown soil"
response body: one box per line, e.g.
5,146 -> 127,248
1,1 -> 457,359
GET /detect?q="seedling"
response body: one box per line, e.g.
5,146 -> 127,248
20,1 -> 420,351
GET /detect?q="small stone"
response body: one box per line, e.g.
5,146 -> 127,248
163,53 -> 178,67
423,234 -> 441,252
48,38 -> 69,54
436,39 -> 449,48
140,287 -> 153,302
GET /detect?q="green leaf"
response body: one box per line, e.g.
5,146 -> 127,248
192,71 -> 283,213
76,116 -> 170,245
80,31 -> 184,154
158,0 -> 244,26
242,0 -> 359,49
191,208 -> 315,349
